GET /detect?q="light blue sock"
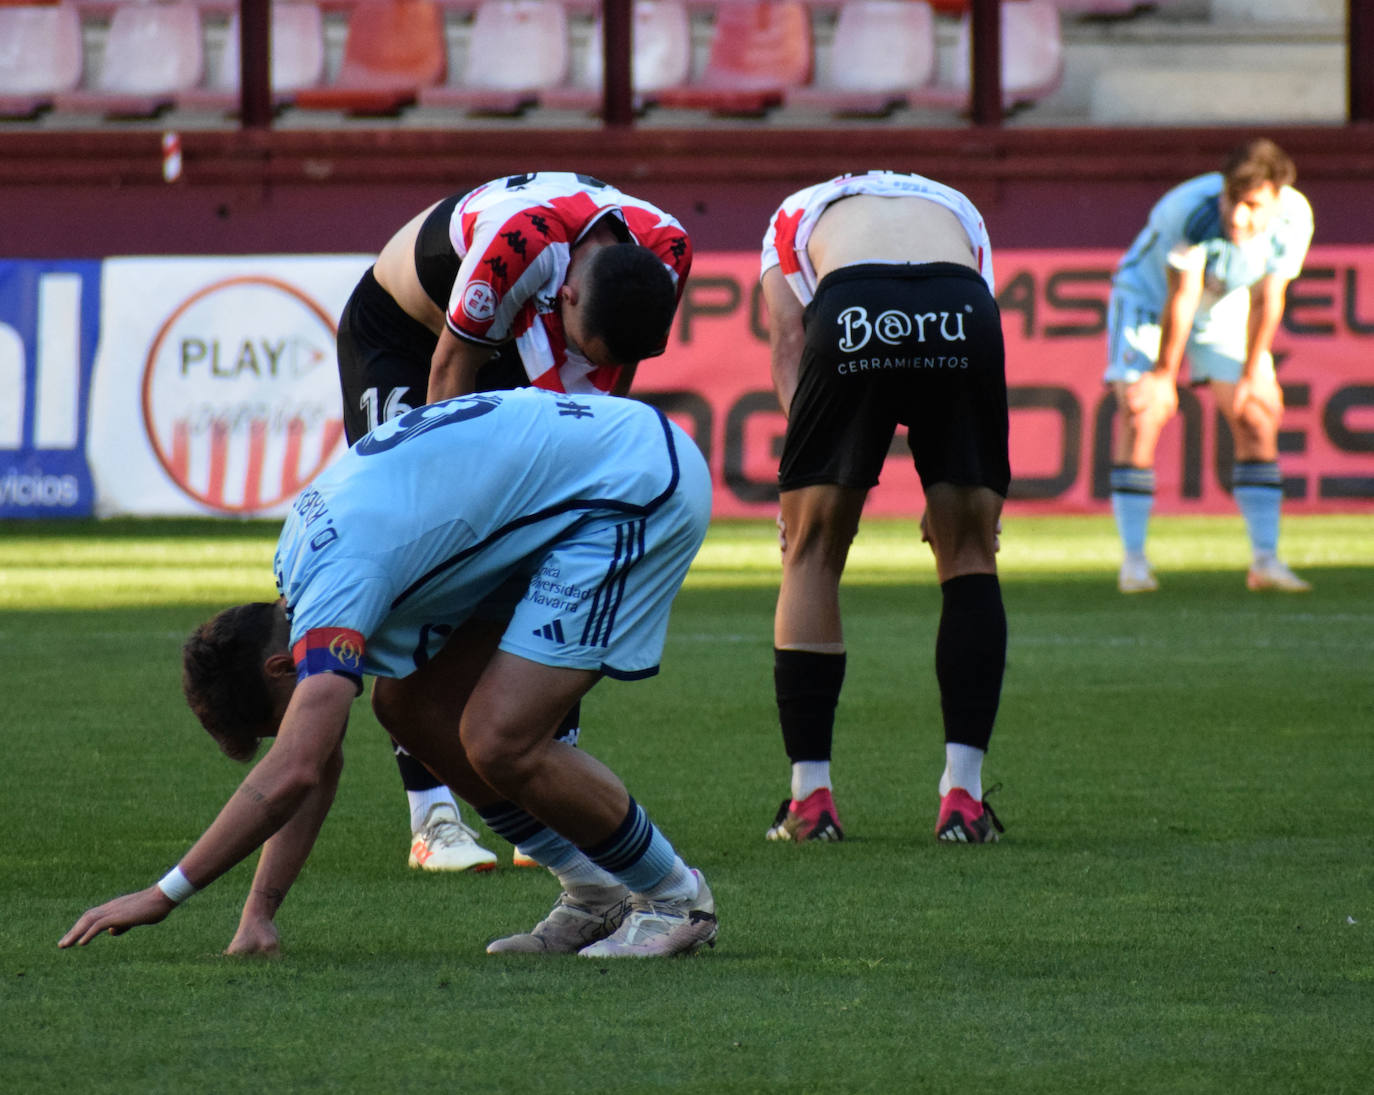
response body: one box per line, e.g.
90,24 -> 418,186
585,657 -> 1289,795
1233,462 -> 1283,561
582,798 -> 680,896
1109,466 -> 1156,558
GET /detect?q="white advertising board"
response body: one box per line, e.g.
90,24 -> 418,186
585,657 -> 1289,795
88,255 -> 372,517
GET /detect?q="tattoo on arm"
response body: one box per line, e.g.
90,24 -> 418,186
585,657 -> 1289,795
251,887 -> 286,912
237,782 -> 268,804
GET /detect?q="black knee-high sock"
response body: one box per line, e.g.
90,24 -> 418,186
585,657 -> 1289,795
393,739 -> 443,792
774,648 -> 846,763
935,574 -> 1006,752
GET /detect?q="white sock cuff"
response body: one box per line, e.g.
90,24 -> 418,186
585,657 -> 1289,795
791,761 -> 832,802
409,787 -> 459,833
941,743 -> 986,800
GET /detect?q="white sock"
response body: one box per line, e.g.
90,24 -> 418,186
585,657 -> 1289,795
552,854 -> 621,892
939,744 -> 985,800
640,858 -> 696,904
408,787 -> 459,833
791,761 -> 831,802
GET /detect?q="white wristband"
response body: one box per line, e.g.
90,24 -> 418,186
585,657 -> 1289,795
156,866 -> 198,905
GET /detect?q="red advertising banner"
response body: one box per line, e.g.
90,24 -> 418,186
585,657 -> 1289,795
640,247 -> 1374,518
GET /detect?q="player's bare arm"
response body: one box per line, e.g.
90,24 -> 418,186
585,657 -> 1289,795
1232,273 -> 1290,420
1153,263 -> 1203,382
428,328 -> 495,404
224,739 -> 344,957
59,673 -> 356,949
1125,265 -> 1201,419
761,267 -> 806,417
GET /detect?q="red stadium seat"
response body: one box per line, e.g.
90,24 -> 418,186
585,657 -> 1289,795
418,0 -> 569,115
294,0 -> 446,115
655,0 -> 812,117
540,0 -> 692,114
908,0 -> 1064,111
0,3 -> 82,118
178,2 -> 326,114
787,0 -> 936,117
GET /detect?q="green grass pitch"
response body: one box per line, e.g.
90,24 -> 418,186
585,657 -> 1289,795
1,514 -> 1370,1093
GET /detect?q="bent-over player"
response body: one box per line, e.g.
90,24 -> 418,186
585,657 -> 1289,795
61,389 -> 717,959
759,171 -> 1010,845
1105,138 -> 1313,593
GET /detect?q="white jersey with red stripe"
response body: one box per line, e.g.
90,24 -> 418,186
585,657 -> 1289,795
443,172 -> 692,393
760,171 -> 995,303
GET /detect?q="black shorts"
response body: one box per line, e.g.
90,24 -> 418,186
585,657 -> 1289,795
778,262 -> 1011,497
337,267 -> 527,445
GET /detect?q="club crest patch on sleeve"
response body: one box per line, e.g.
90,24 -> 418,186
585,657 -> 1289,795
292,627 -> 366,680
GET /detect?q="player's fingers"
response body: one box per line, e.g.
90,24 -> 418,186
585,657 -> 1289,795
58,912 -> 100,948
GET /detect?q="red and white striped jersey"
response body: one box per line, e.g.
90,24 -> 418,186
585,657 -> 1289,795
438,173 -> 692,394
760,171 -> 995,303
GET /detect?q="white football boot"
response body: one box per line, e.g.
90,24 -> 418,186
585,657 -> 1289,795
408,803 -> 498,872
1117,556 -> 1159,594
486,884 -> 632,954
1246,557 -> 1312,592
578,869 -> 718,959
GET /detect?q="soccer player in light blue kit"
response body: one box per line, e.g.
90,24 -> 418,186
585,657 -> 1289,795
60,389 -> 718,959
1105,138 -> 1313,593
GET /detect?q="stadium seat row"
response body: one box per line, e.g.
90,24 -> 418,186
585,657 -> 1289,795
0,0 -> 1079,122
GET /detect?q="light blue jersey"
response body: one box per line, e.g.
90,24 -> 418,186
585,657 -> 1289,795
1112,172 -> 1312,311
275,388 -> 711,683
1105,173 -> 1313,384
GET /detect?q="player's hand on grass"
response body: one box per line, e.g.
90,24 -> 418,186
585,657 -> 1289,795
225,915 -> 281,959
58,887 -> 175,948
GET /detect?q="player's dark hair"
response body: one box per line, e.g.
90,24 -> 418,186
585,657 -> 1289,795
181,601 -> 283,762
581,244 -> 677,366
1223,138 -> 1297,200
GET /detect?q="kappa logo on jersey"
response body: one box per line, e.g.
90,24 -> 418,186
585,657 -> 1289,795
293,627 -> 365,678
500,229 -> 528,259
461,281 -> 498,322
836,304 -> 971,353
667,236 -> 688,261
533,620 -> 566,643
525,212 -> 553,238
485,255 -> 511,289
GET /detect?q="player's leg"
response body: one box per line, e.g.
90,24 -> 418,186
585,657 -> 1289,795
767,482 -> 865,843
462,652 -> 713,958
906,265 -> 1011,843
1208,363 -> 1309,591
377,618 -> 629,933
1104,294 -> 1175,592
763,269 -> 900,844
477,452 -> 715,957
510,702 -> 582,867
921,483 -> 1007,843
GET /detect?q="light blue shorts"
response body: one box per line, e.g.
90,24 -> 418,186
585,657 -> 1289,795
1103,289 -> 1265,386
496,441 -> 712,681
